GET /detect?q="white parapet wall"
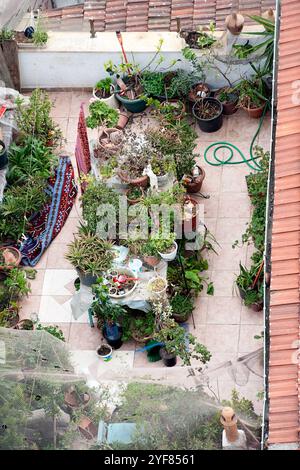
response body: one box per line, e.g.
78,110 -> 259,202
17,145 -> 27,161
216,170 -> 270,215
18,31 -> 262,90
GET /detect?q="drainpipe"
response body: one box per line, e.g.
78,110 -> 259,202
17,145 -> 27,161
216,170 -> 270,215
261,0 -> 281,450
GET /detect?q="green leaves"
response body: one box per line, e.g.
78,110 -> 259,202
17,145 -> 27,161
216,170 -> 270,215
86,100 -> 119,129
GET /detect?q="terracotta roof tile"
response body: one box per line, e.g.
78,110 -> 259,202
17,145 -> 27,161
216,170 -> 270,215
269,0 -> 300,448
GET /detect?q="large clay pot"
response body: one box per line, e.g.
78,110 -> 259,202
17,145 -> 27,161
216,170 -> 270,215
242,102 -> 266,119
118,170 -> 148,188
183,165 -> 205,194
214,88 -> 239,115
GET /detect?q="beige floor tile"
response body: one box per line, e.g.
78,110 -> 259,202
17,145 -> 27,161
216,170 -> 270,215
213,243 -> 247,271
68,323 -> 102,350
203,192 -> 220,218
19,295 -> 41,320
226,110 -> 261,142
238,325 -> 263,353
215,217 -> 249,245
240,306 -> 264,325
190,296 -> 208,325
50,92 -> 72,118
53,117 -> 68,136
46,243 -> 73,269
52,217 -> 79,244
69,91 -> 91,118
194,117 -> 228,142
27,269 -> 46,296
206,296 -> 241,325
218,192 -> 251,218
66,117 -> 80,143
33,251 -> 49,269
205,324 -> 239,353
209,270 -> 236,297
220,166 -> 249,193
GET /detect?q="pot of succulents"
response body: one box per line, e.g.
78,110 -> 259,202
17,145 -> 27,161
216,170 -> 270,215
147,276 -> 168,297
154,318 -> 212,367
0,140 -> 8,170
0,246 -> 22,270
125,185 -> 144,206
182,163 -> 206,194
117,137 -> 149,188
150,154 -> 174,187
92,77 -> 118,109
192,97 -> 223,133
152,232 -> 178,262
235,79 -> 267,119
236,261 -> 263,312
170,293 -> 194,323
66,232 -> 114,287
96,343 -> 113,361
85,100 -> 119,131
214,87 -> 239,115
91,281 -> 126,349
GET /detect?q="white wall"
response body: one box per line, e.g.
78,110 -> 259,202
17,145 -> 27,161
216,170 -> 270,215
18,31 -> 263,90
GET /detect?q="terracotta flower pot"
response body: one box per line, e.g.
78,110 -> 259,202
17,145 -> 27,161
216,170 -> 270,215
125,187 -> 144,205
215,88 -> 239,115
116,110 -> 130,130
118,170 -> 149,188
183,195 -> 199,233
242,102 -> 266,119
0,246 -> 22,270
143,255 -> 160,267
188,83 -> 211,104
182,165 -> 205,194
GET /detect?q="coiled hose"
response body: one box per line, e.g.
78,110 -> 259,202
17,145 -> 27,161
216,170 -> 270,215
203,102 -> 270,172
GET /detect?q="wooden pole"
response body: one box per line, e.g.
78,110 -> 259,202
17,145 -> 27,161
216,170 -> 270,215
0,39 -> 20,91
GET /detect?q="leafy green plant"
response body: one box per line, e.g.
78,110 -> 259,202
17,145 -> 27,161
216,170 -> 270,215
4,268 -> 30,300
91,280 -> 127,327
150,232 -> 176,254
36,323 -> 65,341
235,78 -> 267,109
140,71 -> 165,96
236,258 -> 263,307
216,87 -> 238,104
94,77 -> 113,98
129,310 -> 155,342
80,176 -> 119,233
154,318 -> 211,366
7,136 -> 57,185
126,186 -> 143,201
0,177 -> 48,242
0,29 -> 14,41
15,89 -> 63,148
167,255 -> 214,296
170,293 -> 194,318
32,29 -> 48,46
86,101 -> 119,129
66,232 -> 114,276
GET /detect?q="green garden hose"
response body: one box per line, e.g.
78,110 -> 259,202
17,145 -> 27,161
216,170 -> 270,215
203,102 -> 270,172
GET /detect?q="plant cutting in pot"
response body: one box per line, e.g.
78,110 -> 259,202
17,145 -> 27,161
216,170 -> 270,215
154,318 -> 211,367
0,304 -> 20,328
66,231 -> 114,287
117,132 -> 149,187
0,247 -> 22,270
126,185 -> 144,205
235,259 -> 264,311
170,293 -> 194,323
92,77 -> 118,109
235,78 -> 267,119
193,98 -> 223,133
91,280 -> 127,349
214,87 -> 239,115
130,310 -> 156,343
150,232 -> 178,262
96,343 -> 113,361
182,163 -> 205,194
86,100 -> 119,129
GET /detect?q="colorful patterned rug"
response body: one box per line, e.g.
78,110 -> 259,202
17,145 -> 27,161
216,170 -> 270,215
19,157 -> 78,266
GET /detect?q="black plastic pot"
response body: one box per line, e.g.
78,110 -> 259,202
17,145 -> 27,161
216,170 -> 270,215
0,140 -> 8,170
76,268 -> 98,287
160,348 -> 177,367
192,98 -> 223,133
103,322 -> 123,349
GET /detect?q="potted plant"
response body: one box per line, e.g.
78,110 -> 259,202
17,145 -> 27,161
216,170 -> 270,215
0,247 -> 22,270
141,69 -> 194,101
0,140 -> 8,170
188,83 -> 211,104
66,232 -> 114,287
151,232 -> 178,262
0,305 -> 20,328
141,240 -> 161,268
235,79 -> 267,119
236,261 -> 263,311
170,293 -> 194,323
147,276 -> 168,297
91,281 -> 127,349
92,77 -> 118,109
86,100 -> 119,130
214,86 -> 239,115
96,343 -> 113,361
117,132 -> 149,188
193,98 -> 223,133
15,318 -> 34,330
182,164 -> 205,194
154,318 -> 211,367
130,310 -> 155,343
150,153 -> 175,187
125,185 -> 144,205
